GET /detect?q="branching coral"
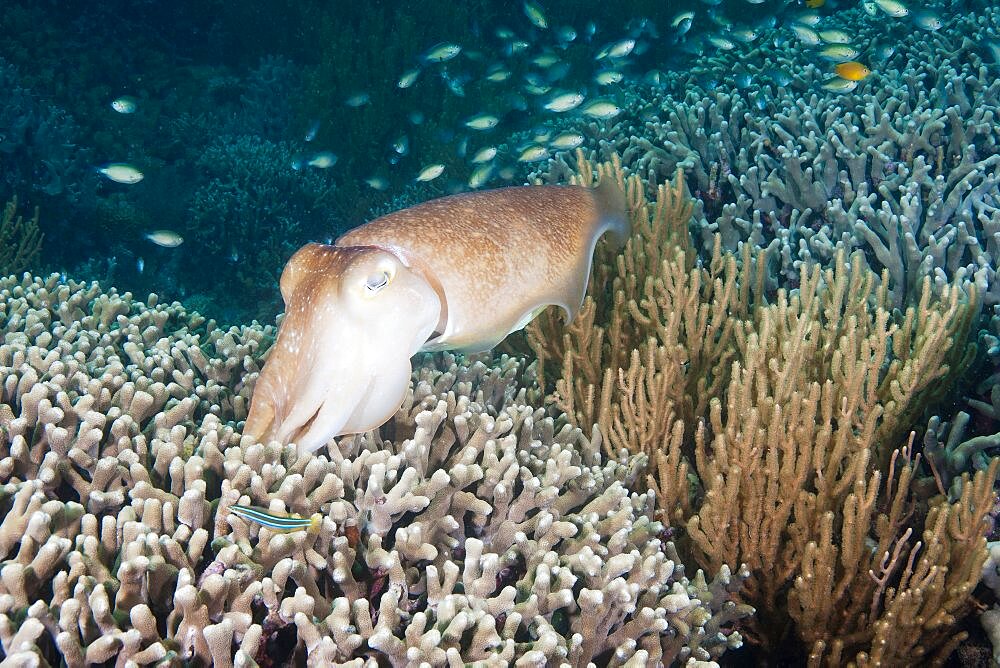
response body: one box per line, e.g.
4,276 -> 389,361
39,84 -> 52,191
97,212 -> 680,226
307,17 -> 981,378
530,154 -> 993,665
0,58 -> 96,210
529,151 -> 767,463
530,5 -> 1000,310
0,272 -> 751,665
185,133 -> 338,316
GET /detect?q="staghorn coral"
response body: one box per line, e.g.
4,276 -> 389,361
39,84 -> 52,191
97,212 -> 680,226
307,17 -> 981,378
0,271 -> 751,665
923,409 -> 1000,498
530,3 -> 1000,309
530,154 -> 994,665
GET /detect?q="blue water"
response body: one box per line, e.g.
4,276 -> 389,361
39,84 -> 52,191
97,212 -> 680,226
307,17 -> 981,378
3,0 -> 919,322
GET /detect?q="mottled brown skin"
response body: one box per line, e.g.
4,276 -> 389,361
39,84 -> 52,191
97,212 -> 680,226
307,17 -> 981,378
245,180 -> 627,452
338,182 -> 627,351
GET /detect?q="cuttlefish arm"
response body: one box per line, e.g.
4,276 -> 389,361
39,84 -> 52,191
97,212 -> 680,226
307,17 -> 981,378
243,243 -> 442,452
244,178 -> 627,452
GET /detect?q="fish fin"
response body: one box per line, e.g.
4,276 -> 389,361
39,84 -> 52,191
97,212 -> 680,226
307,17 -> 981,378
275,524 -> 310,534
231,504 -> 274,516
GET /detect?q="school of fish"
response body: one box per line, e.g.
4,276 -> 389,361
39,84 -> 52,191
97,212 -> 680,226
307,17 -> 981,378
96,0 -> 979,289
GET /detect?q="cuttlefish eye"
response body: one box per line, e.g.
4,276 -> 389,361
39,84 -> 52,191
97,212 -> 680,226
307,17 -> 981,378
365,270 -> 391,294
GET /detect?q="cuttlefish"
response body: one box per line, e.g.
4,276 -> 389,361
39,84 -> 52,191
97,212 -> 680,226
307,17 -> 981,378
243,178 -> 627,452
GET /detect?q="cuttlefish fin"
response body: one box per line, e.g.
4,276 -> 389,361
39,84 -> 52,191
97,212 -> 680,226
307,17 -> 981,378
559,176 -> 630,324
513,305 -> 550,332
592,175 -> 631,251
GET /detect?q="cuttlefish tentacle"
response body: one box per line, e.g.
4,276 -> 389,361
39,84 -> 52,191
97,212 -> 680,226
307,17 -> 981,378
244,178 -> 627,452
244,244 -> 442,452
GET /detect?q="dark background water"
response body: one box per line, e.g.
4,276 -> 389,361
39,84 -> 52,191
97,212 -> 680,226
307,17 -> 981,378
0,0 -> 988,323
0,0 -> 772,323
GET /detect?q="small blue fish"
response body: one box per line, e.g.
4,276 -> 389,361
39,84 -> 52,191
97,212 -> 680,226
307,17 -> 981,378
229,504 -> 321,533
555,26 -> 577,43
765,67 -> 793,86
344,92 -> 370,107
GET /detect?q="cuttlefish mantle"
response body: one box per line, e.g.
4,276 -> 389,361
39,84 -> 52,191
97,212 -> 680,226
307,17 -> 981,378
244,178 -> 627,452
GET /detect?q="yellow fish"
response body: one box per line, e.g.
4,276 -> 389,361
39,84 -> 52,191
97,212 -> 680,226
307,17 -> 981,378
835,62 -> 872,81
805,0 -> 825,7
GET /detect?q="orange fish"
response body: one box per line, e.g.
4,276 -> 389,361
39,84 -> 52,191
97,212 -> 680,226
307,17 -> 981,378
835,62 -> 872,81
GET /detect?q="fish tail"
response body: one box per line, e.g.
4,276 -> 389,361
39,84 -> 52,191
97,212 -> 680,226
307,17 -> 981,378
592,175 -> 630,249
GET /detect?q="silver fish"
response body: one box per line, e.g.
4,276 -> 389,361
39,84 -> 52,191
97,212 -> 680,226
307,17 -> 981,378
580,100 -> 622,119
523,0 -> 548,29
98,163 -> 144,184
145,230 -> 183,247
111,96 -> 137,114
549,132 -> 585,150
308,152 -> 338,168
397,68 -> 421,88
543,91 -> 584,112
464,113 -> 499,130
422,42 -> 462,63
416,164 -> 445,181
